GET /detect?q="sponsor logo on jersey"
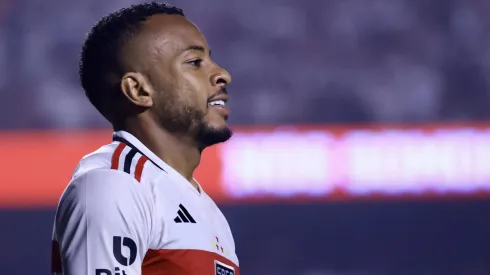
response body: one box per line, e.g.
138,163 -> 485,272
215,260 -> 235,275
113,236 -> 137,266
95,266 -> 127,275
94,236 -> 137,275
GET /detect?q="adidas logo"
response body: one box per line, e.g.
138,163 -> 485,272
174,204 -> 196,224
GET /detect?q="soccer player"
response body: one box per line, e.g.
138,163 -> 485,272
51,2 -> 239,275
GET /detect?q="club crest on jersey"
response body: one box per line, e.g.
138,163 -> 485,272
215,260 -> 235,275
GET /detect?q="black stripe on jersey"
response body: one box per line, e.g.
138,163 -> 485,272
179,204 -> 196,223
113,135 -> 166,172
124,148 -> 138,174
177,210 -> 190,223
174,216 -> 183,223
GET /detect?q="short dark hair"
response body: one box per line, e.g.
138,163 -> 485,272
79,2 -> 185,121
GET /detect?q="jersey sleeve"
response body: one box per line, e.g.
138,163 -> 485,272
53,169 -> 154,275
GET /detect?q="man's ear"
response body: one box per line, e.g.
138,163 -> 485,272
120,72 -> 154,108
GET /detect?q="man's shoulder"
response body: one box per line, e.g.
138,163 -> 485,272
57,166 -> 155,216
71,141 -> 158,185
54,166 -> 155,238
57,141 -> 156,205
71,142 -> 118,179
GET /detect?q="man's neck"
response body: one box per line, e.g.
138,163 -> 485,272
120,119 -> 201,183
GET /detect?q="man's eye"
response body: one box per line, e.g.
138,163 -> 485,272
188,59 -> 202,68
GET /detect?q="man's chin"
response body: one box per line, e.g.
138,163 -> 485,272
196,125 -> 233,150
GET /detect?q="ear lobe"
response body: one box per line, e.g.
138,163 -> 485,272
120,72 -> 154,108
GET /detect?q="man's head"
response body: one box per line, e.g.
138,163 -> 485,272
80,2 -> 232,149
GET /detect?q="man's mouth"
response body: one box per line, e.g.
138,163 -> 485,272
207,94 -> 229,118
207,91 -> 228,108
208,100 -> 226,108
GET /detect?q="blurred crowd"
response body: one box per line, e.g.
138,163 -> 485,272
0,0 -> 489,129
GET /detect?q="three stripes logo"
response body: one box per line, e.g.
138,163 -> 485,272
174,204 -> 196,223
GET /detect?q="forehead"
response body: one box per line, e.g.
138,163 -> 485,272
140,14 -> 208,57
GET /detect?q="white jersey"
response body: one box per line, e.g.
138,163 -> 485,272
51,131 -> 240,275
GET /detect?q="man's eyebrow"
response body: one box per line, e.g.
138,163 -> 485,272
181,45 -> 211,56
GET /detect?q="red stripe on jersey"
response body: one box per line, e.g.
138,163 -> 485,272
51,240 -> 62,273
134,155 -> 148,182
142,249 -> 240,275
111,143 -> 126,170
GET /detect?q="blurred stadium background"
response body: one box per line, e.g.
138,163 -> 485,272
1,0 -> 490,274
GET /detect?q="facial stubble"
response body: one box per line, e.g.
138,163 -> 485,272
154,92 -> 232,150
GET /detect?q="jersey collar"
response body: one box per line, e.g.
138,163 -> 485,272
112,131 -> 204,195
112,131 -> 167,172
